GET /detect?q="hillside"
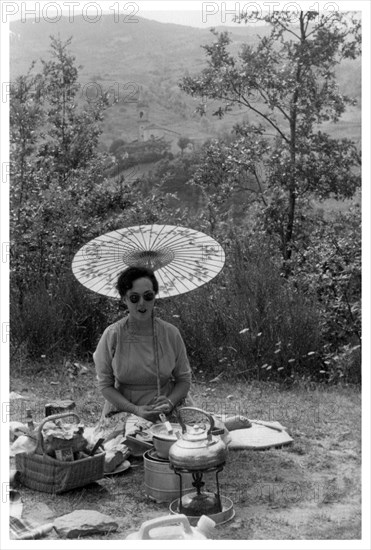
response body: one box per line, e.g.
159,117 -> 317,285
10,15 -> 361,150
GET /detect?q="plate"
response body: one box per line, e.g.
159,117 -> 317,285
104,460 -> 131,476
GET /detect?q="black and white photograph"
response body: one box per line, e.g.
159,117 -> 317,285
1,1 -> 369,547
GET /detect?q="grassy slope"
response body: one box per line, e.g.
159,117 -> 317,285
9,363 -> 361,540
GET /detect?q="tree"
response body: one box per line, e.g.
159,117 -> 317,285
10,66 -> 45,309
180,10 -> 361,270
10,37 -> 172,358
109,138 -> 126,155
10,37 -> 116,302
177,136 -> 191,156
292,201 -> 361,348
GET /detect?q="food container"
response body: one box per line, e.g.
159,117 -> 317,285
143,450 -> 193,503
126,514 -> 215,539
150,423 -> 181,459
124,433 -> 153,457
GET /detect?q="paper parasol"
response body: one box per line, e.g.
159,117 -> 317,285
72,224 -> 225,299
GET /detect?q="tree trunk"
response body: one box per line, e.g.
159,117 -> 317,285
282,11 -> 307,272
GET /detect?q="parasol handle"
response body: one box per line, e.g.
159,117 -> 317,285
152,312 -> 161,397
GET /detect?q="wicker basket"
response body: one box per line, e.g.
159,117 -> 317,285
15,413 -> 105,494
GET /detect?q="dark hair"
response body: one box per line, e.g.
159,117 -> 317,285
116,266 -> 159,298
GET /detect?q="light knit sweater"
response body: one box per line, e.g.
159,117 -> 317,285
93,316 -> 192,417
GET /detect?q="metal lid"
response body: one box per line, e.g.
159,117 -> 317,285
181,424 -> 209,442
150,423 -> 181,441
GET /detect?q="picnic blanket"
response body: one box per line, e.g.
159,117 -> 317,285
228,420 -> 293,450
9,491 -> 54,540
9,516 -> 54,540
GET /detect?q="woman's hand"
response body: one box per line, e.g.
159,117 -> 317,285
135,405 -> 163,423
151,395 -> 174,415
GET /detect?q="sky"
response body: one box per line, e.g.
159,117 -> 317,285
1,0 -> 369,27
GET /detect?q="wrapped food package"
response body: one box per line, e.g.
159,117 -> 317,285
103,434 -> 130,472
42,421 -> 88,457
10,435 -> 38,457
9,422 -> 29,443
223,415 -> 252,431
104,449 -> 125,473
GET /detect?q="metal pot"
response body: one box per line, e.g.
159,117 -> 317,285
150,423 -> 182,459
168,408 -> 228,470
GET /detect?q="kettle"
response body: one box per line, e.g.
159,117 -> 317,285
168,407 -> 228,470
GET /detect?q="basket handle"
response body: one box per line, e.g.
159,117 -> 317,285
36,412 -> 81,454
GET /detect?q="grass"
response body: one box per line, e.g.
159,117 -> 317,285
8,362 -> 362,541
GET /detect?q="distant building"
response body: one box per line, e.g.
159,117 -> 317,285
137,100 -> 150,141
136,99 -> 180,142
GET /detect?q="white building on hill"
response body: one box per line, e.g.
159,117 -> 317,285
136,100 -> 180,143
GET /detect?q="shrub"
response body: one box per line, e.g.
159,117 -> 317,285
10,273 -> 115,361
158,237 -> 322,382
109,138 -> 126,154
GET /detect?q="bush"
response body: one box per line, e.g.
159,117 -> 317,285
158,237 -> 322,382
10,273 -> 115,361
109,138 -> 126,154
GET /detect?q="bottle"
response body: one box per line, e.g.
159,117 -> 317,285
196,515 -> 216,538
25,409 -> 34,431
126,514 -> 215,540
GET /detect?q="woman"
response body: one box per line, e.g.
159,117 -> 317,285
93,266 -> 192,425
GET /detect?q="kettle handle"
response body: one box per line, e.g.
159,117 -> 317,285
176,407 -> 215,436
140,514 -> 194,539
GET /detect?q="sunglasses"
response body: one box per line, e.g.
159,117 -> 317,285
127,291 -> 156,303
